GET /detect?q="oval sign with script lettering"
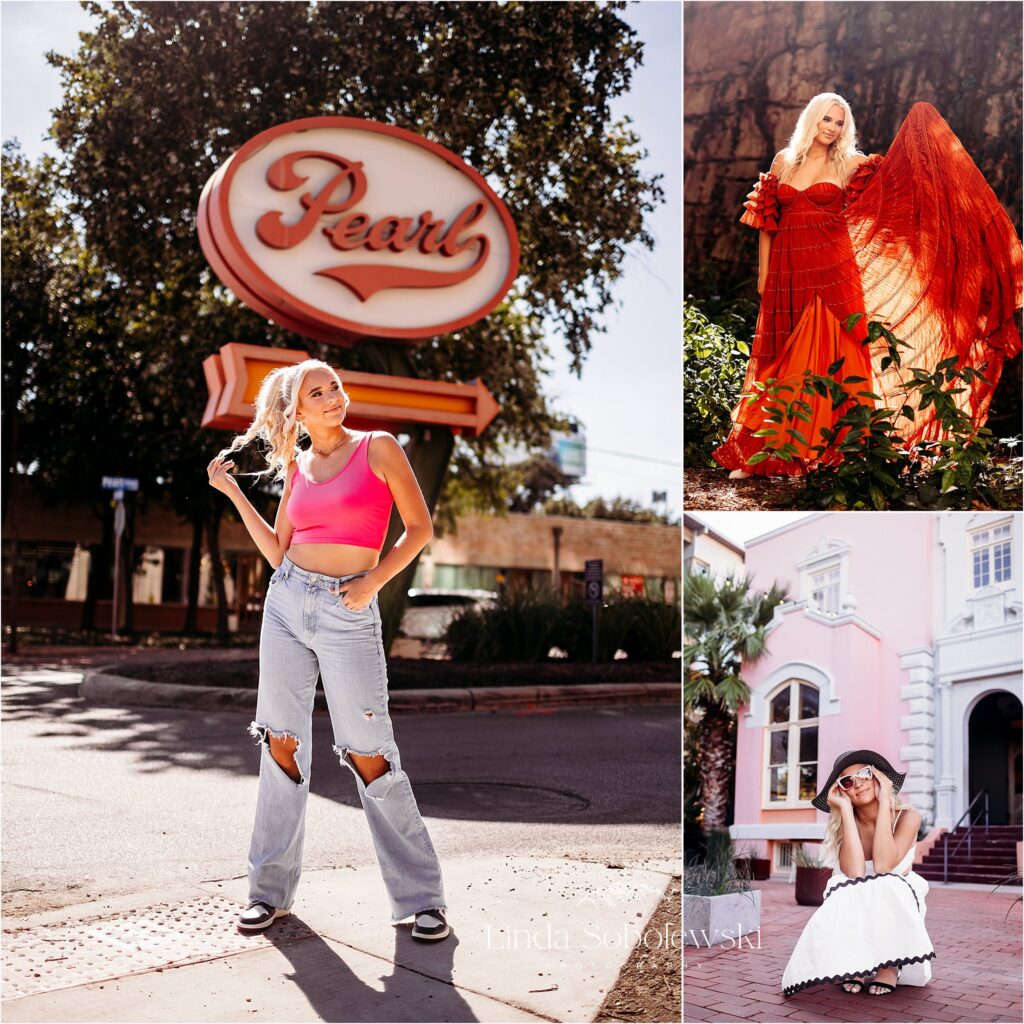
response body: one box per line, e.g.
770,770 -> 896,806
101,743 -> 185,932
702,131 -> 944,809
197,117 -> 520,345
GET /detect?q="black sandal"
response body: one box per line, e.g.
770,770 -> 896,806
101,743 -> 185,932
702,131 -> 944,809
867,965 -> 901,995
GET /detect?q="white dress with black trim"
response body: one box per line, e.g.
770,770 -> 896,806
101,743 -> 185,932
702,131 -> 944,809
781,817 -> 936,996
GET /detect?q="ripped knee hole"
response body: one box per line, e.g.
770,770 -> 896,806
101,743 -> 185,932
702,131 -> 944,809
337,747 -> 392,786
248,722 -> 304,785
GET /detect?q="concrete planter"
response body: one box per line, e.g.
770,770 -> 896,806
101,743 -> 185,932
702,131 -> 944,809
683,889 -> 761,947
795,866 -> 833,906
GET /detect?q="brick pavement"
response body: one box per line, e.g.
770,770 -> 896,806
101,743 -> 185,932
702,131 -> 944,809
683,879 -> 1022,1023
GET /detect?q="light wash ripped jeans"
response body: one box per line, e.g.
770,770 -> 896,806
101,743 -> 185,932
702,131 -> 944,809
246,553 -> 447,924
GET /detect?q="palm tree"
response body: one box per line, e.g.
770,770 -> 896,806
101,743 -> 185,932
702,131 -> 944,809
684,572 -> 788,834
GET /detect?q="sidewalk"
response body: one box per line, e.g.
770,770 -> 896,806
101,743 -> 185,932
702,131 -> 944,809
4,647 -> 680,715
683,879 -> 1022,1023
79,666 -> 679,715
2,855 -> 678,1023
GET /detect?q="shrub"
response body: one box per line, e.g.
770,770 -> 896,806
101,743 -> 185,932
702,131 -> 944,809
747,315 -> 1023,510
683,301 -> 750,466
618,594 -> 683,661
442,583 -> 560,662
442,584 -> 681,662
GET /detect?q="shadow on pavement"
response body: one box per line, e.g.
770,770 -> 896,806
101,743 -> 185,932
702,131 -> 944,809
261,920 -> 478,1023
2,662 -> 681,828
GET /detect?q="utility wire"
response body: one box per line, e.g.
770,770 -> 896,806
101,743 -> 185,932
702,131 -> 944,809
585,445 -> 681,468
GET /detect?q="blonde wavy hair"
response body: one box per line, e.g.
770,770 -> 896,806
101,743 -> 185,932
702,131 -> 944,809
775,92 -> 865,189
821,774 -> 908,869
216,358 -> 347,483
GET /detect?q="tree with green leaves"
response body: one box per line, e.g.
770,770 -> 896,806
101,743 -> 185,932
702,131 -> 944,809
1,141 -> 153,635
24,0 -> 662,644
684,571 -> 788,834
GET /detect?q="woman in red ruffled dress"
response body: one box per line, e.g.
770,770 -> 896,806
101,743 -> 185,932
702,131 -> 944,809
713,92 -> 1023,479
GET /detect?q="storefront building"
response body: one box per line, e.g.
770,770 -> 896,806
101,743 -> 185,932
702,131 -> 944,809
2,480 -> 680,634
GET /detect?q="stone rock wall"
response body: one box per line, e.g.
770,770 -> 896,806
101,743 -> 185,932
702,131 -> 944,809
684,0 -> 1023,286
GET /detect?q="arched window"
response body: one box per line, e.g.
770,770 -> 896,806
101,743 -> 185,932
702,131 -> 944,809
764,679 -> 820,807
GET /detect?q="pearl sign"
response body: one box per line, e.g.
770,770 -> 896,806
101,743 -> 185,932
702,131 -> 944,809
197,117 -> 520,345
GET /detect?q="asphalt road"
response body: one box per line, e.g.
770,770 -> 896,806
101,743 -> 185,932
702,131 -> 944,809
2,662 -> 681,919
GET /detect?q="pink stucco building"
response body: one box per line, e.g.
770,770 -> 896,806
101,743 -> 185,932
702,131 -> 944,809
728,512 -> 1022,878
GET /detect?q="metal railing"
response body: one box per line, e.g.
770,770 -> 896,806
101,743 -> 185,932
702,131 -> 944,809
943,790 -> 989,883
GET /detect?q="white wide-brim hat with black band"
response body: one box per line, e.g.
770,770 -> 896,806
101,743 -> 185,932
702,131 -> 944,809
812,749 -> 907,812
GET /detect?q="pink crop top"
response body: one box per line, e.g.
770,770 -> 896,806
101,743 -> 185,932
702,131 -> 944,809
287,432 -> 394,549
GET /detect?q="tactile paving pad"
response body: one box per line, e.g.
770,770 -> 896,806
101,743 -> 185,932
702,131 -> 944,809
2,895 -> 315,999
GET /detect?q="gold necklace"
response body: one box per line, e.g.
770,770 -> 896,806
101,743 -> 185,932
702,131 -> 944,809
311,431 -> 352,457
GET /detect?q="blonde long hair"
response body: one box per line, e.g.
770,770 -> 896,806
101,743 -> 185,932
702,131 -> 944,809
216,358 -> 344,483
775,92 -> 864,189
821,786 -> 908,868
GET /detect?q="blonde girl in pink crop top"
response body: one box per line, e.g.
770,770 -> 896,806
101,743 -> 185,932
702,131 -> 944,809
206,358 -> 435,614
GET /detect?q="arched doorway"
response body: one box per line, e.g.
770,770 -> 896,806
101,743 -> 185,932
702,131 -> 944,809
968,692 -> 1023,825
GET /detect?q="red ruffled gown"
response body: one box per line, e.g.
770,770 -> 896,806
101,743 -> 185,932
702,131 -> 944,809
713,102 -> 1023,477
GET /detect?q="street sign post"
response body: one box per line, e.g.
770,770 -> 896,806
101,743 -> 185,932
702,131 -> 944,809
584,559 -> 603,662
102,476 -> 139,492
102,477 -> 137,639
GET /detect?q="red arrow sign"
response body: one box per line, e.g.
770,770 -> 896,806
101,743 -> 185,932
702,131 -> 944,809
202,343 -> 500,437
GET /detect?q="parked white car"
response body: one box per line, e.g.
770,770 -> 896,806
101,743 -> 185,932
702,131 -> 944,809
394,588 -> 498,658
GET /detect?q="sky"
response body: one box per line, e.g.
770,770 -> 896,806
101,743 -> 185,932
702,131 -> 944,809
687,511 -> 817,548
0,0 -> 682,519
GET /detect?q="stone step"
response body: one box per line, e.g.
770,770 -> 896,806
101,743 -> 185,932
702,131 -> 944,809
917,869 -> 1022,885
921,850 -> 1019,862
947,826 -> 1022,836
935,838 -> 1020,850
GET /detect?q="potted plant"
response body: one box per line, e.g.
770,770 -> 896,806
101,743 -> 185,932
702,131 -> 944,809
684,832 -> 762,946
990,867 -> 1023,922
793,843 -> 833,907
733,841 -> 771,881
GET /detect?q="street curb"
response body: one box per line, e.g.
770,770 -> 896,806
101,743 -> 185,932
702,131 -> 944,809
80,668 -> 680,714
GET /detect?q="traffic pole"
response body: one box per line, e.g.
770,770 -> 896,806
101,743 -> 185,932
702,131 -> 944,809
111,490 -> 125,640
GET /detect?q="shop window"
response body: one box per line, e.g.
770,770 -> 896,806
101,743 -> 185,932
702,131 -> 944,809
429,564 -> 501,591
2,542 -> 77,599
161,548 -> 186,604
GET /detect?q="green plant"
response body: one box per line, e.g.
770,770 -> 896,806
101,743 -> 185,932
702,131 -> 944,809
683,831 -> 754,897
989,868 -> 1023,922
442,583 -> 560,662
617,594 -> 682,661
792,843 -> 829,869
442,585 -> 680,663
683,301 -> 750,466
684,572 -> 788,833
747,315 -> 1022,510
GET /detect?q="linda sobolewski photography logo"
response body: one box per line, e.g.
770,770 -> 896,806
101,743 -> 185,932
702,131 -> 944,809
483,893 -> 680,953
684,922 -> 763,949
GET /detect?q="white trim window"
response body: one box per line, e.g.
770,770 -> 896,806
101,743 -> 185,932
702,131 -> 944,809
764,679 -> 820,807
809,566 -> 841,615
971,521 -> 1012,589
796,538 -> 852,617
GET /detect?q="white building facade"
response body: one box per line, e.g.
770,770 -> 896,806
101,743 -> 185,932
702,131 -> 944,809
931,513 -> 1023,829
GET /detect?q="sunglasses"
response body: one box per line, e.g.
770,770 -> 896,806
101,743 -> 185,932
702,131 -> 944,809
837,766 -> 874,790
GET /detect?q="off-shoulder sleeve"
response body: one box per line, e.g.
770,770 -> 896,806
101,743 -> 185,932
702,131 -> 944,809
739,171 -> 780,234
843,153 -> 885,209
